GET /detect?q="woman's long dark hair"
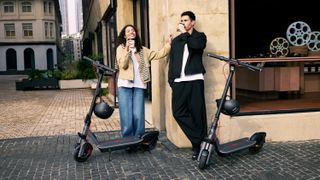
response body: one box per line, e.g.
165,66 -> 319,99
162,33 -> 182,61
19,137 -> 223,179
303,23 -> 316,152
117,24 -> 143,52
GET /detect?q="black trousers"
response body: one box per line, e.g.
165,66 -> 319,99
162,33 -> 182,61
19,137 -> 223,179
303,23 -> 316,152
171,80 -> 207,150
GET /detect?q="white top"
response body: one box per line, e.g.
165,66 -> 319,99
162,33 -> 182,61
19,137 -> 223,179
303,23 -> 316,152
174,44 -> 204,82
118,50 -> 147,89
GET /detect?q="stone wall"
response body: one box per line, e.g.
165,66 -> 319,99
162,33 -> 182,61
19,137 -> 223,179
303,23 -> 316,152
149,0 -> 230,147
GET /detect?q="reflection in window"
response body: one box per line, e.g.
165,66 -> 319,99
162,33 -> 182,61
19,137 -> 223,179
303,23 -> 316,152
4,24 -> 15,37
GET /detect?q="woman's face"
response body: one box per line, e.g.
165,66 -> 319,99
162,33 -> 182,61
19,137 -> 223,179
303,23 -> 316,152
125,26 -> 136,39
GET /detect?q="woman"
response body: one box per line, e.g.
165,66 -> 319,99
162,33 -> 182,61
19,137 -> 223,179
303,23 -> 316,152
115,24 -> 172,137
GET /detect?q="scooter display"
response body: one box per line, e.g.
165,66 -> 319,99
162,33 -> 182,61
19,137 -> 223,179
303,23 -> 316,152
73,56 -> 159,162
197,53 -> 267,170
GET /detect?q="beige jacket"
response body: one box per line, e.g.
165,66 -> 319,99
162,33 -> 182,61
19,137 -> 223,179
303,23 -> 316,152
115,43 -> 171,83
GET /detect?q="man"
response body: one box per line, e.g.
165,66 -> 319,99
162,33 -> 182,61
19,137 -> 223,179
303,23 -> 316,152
168,11 -> 207,160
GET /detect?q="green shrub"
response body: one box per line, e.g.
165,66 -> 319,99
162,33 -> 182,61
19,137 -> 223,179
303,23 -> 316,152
28,69 -> 45,80
52,70 -> 62,80
61,69 -> 78,80
77,60 -> 96,80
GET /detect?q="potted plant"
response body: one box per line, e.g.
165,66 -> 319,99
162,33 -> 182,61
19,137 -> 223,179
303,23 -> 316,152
15,69 -> 59,90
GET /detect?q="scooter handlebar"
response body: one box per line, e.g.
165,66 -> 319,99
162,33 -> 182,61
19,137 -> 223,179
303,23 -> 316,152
83,56 -> 116,73
207,53 -> 262,72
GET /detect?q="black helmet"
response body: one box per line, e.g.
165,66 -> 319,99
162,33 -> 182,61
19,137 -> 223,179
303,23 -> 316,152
216,98 -> 240,115
94,99 -> 114,119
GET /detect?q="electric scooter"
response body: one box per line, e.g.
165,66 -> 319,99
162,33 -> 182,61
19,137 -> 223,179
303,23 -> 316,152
73,56 -> 159,162
197,53 -> 267,170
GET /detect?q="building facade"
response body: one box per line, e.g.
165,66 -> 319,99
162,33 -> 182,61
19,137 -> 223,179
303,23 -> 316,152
0,0 -> 62,73
82,0 -> 320,147
61,32 -> 82,62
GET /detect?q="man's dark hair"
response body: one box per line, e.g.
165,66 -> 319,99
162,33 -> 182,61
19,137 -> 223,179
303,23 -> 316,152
181,11 -> 196,21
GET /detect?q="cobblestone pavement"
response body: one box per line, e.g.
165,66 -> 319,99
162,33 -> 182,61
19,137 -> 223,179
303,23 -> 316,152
1,75 -> 320,179
1,133 -> 320,179
0,75 -> 151,139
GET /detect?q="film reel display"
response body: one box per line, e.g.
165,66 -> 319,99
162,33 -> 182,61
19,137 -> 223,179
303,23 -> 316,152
286,21 -> 311,46
307,31 -> 320,51
270,37 -> 289,57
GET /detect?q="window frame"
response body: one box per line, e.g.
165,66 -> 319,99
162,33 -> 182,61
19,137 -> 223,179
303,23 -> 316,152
22,23 -> 33,38
3,1 -> 15,13
49,22 -> 54,38
21,1 -> 32,13
4,23 -> 15,38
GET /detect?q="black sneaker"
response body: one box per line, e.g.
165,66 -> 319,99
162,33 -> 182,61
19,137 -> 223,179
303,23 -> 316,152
192,150 -> 199,160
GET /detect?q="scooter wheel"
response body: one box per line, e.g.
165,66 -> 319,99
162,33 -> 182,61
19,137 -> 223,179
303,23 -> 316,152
74,142 -> 93,162
198,150 -> 209,170
249,132 -> 266,154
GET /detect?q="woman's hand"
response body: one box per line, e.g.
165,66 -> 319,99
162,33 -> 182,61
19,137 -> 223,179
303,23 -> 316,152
167,34 -> 173,45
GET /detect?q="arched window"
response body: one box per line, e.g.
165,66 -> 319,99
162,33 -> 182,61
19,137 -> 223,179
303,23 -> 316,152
47,48 -> 54,70
24,48 -> 35,70
6,48 -> 17,70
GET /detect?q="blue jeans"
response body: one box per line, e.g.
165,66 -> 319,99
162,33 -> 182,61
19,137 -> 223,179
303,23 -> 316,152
118,87 -> 145,137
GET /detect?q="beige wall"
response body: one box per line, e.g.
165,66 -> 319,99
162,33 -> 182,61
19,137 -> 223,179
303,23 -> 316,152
116,0 -> 133,33
0,0 -> 58,43
149,0 -> 230,147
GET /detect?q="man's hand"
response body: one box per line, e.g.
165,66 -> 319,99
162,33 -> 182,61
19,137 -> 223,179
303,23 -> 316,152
176,23 -> 186,33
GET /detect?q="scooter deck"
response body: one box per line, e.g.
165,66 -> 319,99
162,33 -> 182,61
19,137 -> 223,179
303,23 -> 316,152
97,136 -> 143,152
218,137 -> 256,155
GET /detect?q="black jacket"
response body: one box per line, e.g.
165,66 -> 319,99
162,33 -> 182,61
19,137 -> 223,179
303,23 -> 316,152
168,29 -> 207,86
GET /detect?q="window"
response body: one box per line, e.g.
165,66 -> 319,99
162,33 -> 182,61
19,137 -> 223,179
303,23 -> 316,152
43,1 -> 47,13
48,2 -> 52,14
21,2 -> 32,12
3,2 -> 14,13
231,0 -> 320,115
44,1 -> 53,14
44,22 -> 49,37
22,23 -> 33,37
4,24 -> 15,37
49,22 -> 54,38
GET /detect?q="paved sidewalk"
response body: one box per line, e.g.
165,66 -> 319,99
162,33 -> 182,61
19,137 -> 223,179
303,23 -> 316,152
0,75 -> 151,139
1,75 -> 320,179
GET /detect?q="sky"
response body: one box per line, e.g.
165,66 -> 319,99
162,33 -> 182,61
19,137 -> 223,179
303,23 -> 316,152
68,0 -> 76,34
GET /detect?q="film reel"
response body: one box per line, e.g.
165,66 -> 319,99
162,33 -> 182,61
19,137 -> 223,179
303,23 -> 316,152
286,21 -> 311,46
270,37 -> 289,57
307,31 -> 320,51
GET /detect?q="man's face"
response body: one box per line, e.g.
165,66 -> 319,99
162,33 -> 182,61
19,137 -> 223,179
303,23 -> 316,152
180,15 -> 195,32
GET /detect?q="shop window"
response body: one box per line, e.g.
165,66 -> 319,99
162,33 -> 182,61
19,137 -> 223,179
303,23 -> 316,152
231,0 -> 320,115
